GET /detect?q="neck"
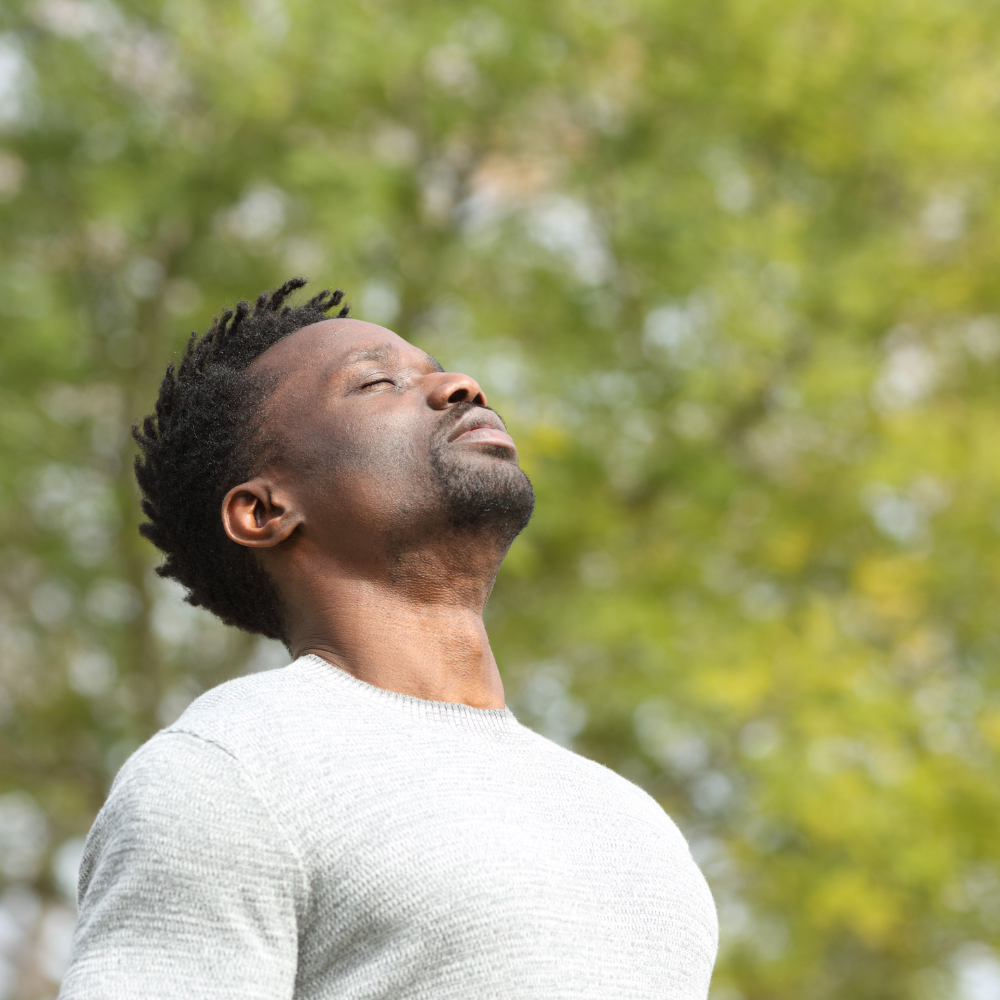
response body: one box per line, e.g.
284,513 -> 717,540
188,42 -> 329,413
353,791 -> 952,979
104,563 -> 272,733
274,537 -> 507,710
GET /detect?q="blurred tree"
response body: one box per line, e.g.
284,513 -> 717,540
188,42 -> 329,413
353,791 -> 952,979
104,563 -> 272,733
0,0 -> 998,996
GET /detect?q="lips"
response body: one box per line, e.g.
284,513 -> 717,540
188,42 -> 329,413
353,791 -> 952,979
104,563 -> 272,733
447,408 -> 516,450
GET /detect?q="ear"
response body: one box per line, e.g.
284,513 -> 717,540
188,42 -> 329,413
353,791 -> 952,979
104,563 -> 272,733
221,478 -> 302,549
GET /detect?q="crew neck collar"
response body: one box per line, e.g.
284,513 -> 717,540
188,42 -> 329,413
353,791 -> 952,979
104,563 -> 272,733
296,654 -> 520,739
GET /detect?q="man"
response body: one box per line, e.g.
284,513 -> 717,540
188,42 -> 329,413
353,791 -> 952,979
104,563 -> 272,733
60,278 -> 718,999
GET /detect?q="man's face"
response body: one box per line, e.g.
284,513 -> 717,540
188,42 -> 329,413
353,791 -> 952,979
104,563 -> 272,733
249,318 -> 534,558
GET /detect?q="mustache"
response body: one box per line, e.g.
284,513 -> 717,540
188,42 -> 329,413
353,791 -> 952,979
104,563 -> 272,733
433,399 -> 505,441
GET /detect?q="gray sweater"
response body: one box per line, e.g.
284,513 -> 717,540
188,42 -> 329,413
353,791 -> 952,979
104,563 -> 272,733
60,655 -> 718,999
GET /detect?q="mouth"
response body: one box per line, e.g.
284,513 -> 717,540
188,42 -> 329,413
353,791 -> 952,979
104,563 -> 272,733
447,408 -> 516,450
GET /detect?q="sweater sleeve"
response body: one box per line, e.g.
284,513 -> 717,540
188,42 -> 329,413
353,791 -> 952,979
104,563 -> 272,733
59,731 -> 303,1000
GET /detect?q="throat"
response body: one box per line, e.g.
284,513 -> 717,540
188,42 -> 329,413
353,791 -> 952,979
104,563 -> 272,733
289,576 -> 506,710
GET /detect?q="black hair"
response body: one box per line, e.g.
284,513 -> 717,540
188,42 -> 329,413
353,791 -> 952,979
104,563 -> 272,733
133,277 -> 349,644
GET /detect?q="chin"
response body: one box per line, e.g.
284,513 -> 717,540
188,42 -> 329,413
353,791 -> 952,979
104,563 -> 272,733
431,447 -> 535,541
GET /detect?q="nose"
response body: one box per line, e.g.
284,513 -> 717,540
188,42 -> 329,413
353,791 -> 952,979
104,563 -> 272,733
426,371 -> 488,410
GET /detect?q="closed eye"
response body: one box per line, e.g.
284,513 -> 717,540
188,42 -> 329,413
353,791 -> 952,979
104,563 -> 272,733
360,377 -> 395,390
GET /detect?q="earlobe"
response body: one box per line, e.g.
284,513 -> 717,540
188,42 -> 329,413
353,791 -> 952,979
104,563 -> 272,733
221,479 -> 301,549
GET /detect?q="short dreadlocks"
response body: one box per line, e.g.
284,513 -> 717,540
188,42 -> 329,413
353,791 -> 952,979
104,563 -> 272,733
133,277 -> 349,645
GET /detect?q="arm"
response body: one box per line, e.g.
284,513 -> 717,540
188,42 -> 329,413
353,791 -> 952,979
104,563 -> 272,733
59,731 -> 303,1000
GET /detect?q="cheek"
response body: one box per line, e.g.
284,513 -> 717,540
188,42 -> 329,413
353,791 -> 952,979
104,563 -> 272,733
350,409 -> 429,476
298,408 -> 435,517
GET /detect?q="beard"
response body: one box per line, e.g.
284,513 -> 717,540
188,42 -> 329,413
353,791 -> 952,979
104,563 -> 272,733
429,403 -> 535,545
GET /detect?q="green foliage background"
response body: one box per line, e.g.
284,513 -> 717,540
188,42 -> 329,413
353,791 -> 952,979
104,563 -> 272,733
0,0 -> 998,995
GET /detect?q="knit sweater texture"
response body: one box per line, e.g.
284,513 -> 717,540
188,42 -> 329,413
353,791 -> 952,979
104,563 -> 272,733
60,654 -> 718,999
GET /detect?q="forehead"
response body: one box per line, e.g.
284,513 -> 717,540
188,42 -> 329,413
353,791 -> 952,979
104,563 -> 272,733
250,318 -> 435,378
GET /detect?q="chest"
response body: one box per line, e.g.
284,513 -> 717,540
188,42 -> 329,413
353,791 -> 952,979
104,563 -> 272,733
287,736 -> 717,998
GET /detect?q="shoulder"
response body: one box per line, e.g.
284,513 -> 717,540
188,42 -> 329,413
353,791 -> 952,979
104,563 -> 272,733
82,727 -> 305,897
162,656 -> 341,757
91,662 -> 324,858
69,734 -> 303,996
138,657 -> 387,809
110,727 -> 238,797
98,728 -> 278,844
170,659 -> 307,730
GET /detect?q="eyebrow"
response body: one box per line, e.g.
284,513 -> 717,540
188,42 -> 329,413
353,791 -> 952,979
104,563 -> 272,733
340,345 -> 444,373
342,346 -> 394,365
